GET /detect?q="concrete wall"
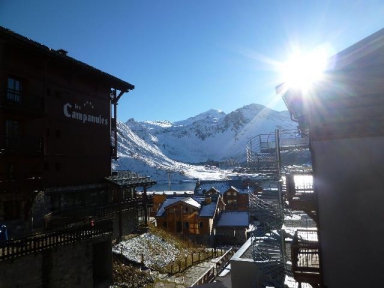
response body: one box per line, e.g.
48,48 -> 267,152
0,237 -> 112,288
230,238 -> 259,288
312,137 -> 384,287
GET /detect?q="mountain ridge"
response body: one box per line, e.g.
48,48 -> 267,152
113,103 -> 297,181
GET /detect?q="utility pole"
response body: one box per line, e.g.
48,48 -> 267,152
167,170 -> 172,190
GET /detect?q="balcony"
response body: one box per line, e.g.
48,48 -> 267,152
0,134 -> 43,155
291,229 -> 321,286
285,173 -> 317,219
0,172 -> 43,194
1,89 -> 45,116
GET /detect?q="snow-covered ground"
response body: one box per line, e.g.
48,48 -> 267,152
113,233 -> 182,268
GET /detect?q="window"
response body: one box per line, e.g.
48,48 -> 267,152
183,206 -> 189,213
7,77 -> 21,103
199,222 -> 203,228
163,222 -> 167,227
185,222 -> 189,228
5,120 -> 20,150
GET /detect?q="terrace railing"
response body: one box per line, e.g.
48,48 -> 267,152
44,197 -> 153,230
0,219 -> 113,261
1,89 -> 45,115
291,229 -> 321,286
0,134 -> 43,155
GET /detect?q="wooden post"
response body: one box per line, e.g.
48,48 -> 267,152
143,186 -> 148,227
185,256 -> 187,269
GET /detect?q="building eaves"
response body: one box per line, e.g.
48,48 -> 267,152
0,26 -> 134,92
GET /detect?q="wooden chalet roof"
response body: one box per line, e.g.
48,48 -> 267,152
0,26 -> 134,92
195,180 -> 250,195
216,211 -> 249,227
155,195 -> 219,218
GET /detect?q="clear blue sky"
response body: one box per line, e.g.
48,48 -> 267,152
1,1 -> 383,122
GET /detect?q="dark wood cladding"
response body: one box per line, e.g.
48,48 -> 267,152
0,27 -> 134,232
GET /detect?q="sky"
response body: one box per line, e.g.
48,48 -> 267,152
0,0 -> 383,122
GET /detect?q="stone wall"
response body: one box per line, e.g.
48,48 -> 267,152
0,237 -> 112,288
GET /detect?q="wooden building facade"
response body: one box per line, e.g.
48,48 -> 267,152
0,27 -> 154,238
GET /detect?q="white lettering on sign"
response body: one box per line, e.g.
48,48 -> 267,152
63,102 -> 108,125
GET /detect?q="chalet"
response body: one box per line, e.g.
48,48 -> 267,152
278,27 -> 384,287
155,193 -> 225,244
215,211 -> 249,245
195,180 -> 250,210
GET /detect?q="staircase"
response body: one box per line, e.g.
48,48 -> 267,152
251,229 -> 289,288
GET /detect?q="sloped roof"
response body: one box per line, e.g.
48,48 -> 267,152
216,211 -> 249,227
155,195 -> 218,218
0,26 -> 134,92
196,180 -> 249,195
199,202 -> 217,217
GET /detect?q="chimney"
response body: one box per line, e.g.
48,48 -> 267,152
57,49 -> 68,56
205,196 -> 211,204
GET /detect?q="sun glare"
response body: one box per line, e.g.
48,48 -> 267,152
282,49 -> 328,91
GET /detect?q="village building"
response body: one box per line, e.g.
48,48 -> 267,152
278,27 -> 384,287
155,192 -> 225,244
195,179 -> 250,210
0,26 -> 155,287
215,211 -> 249,245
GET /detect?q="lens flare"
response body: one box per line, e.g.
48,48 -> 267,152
282,48 -> 328,91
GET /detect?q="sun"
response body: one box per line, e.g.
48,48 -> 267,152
282,48 -> 328,91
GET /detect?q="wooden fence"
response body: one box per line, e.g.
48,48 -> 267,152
190,247 -> 235,286
156,248 -> 226,275
0,219 -> 113,261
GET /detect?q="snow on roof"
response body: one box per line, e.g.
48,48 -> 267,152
156,198 -> 180,217
196,180 -> 249,195
142,191 -> 194,195
216,211 -> 249,227
181,197 -> 201,208
156,195 -> 218,218
199,202 -> 217,217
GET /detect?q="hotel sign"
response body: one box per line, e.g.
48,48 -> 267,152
63,101 -> 108,125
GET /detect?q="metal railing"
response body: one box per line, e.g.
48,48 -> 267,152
0,219 -> 113,261
291,229 -> 321,285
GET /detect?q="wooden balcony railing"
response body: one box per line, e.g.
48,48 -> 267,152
45,197 -> 153,230
0,134 -> 43,155
1,89 -> 45,115
285,173 -> 316,211
0,219 -> 113,261
291,229 -> 321,286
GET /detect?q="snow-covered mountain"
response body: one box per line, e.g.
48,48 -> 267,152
112,103 -> 297,181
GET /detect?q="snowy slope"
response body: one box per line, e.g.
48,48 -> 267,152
124,104 -> 296,163
112,103 -> 297,181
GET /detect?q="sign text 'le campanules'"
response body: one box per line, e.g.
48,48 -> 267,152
63,101 -> 108,125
